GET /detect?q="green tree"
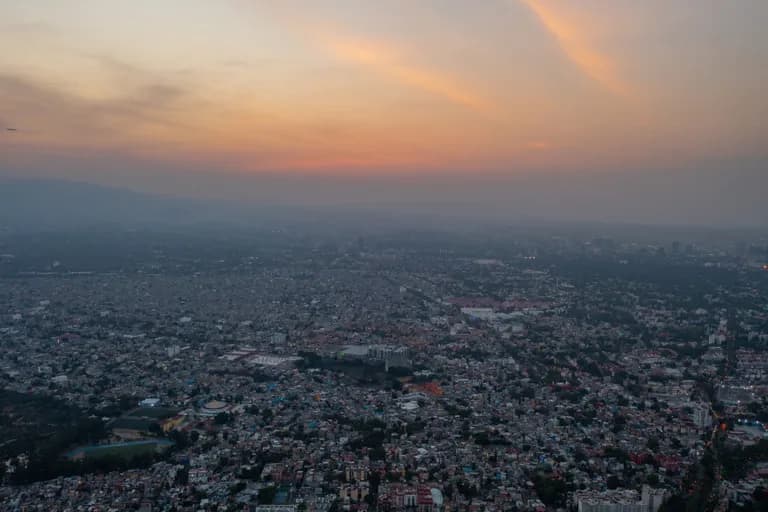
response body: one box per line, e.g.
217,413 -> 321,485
258,486 -> 277,505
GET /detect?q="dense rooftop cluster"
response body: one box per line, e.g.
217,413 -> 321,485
0,229 -> 766,511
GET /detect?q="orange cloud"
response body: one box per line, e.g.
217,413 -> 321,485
525,140 -> 552,151
312,31 -> 491,112
519,0 -> 631,97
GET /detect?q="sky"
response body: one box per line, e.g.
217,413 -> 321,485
1,0 -> 767,225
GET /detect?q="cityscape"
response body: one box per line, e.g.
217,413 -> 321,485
0,228 -> 766,511
2,0 -> 767,510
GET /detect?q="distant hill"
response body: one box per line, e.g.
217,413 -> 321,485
0,179 -> 216,229
0,178 -> 487,233
1,176 -> 766,235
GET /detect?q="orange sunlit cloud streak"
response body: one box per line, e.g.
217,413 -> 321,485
315,32 -> 492,113
519,0 -> 631,97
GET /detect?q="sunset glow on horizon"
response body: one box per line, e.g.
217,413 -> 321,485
1,0 -> 767,182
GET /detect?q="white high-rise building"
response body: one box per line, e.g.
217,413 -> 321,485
693,405 -> 712,429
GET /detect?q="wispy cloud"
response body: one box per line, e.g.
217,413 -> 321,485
0,72 -> 188,145
518,0 -> 630,97
308,29 -> 492,112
